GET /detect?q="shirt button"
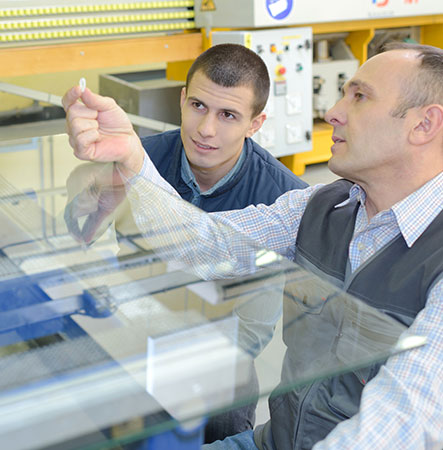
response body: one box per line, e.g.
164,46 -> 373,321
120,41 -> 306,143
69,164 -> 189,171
358,243 -> 365,251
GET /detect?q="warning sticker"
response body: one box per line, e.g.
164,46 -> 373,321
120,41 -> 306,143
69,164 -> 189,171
201,0 -> 216,11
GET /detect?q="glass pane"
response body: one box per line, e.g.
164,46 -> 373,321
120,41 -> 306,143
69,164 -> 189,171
0,134 -> 425,449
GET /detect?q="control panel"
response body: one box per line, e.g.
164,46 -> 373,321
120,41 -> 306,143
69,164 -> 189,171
212,27 -> 313,157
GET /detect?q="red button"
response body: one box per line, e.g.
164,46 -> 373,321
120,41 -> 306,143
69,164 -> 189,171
278,66 -> 286,75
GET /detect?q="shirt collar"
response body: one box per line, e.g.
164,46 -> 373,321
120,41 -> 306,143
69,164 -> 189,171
181,142 -> 246,196
391,171 -> 443,247
334,172 -> 443,247
334,183 -> 366,209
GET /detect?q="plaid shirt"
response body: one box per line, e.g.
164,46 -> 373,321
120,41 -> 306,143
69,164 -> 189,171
313,174 -> 443,450
140,156 -> 443,449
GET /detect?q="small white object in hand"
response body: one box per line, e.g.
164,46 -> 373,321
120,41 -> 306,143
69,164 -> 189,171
79,77 -> 86,93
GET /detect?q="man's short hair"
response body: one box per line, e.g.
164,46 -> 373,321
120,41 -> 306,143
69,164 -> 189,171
379,42 -> 443,118
186,43 -> 270,118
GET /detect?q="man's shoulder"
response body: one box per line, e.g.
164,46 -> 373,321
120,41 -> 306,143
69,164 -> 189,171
140,129 -> 182,179
247,138 -> 309,190
140,129 -> 181,156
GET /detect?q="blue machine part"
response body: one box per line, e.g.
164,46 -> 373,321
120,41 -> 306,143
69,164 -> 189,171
0,245 -> 142,345
141,420 -> 205,450
0,243 -> 207,449
0,286 -> 116,346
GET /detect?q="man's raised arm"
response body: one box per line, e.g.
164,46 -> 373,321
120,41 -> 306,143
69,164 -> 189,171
62,85 -> 145,176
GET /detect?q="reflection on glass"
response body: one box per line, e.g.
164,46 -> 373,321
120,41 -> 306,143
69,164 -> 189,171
0,136 -> 426,450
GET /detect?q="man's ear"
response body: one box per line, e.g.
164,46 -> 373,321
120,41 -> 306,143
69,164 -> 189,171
246,112 -> 267,138
409,104 -> 443,145
180,87 -> 187,109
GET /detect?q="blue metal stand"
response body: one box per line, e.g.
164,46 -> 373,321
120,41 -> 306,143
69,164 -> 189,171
141,421 -> 205,450
0,250 -> 206,449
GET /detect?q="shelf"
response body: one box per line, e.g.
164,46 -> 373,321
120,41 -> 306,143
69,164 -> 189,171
0,32 -> 203,77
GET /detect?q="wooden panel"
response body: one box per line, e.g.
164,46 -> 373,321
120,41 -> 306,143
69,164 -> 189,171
0,33 -> 203,77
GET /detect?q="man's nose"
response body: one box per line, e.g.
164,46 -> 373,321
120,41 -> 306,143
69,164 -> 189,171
324,98 -> 346,126
197,113 -> 217,137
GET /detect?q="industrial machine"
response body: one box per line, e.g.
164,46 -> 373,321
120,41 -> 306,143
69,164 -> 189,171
194,0 -> 442,28
0,0 -> 196,44
0,0 -> 440,46
312,38 -> 359,119
212,27 -> 312,157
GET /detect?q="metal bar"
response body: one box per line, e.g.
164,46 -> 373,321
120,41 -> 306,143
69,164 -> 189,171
0,295 -> 85,333
0,81 -> 178,132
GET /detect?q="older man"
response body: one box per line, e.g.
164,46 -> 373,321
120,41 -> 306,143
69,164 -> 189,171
63,42 -> 443,449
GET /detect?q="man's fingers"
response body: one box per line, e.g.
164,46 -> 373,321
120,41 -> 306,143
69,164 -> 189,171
68,128 -> 100,160
65,100 -> 100,150
72,189 -> 100,218
81,209 -> 111,243
67,100 -> 99,121
69,116 -> 99,138
61,85 -> 82,112
65,189 -> 114,244
62,86 -> 116,116
80,88 -> 118,113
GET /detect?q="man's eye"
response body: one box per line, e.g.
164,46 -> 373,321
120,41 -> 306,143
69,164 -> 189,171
222,111 -> 235,120
192,102 -> 204,109
354,92 -> 365,101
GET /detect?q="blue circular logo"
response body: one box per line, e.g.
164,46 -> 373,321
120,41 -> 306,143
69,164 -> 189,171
266,0 -> 294,20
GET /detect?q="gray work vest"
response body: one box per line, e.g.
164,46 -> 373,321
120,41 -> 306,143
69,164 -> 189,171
255,179 -> 443,450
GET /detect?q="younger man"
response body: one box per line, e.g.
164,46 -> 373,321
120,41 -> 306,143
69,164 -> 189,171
141,43 -> 308,212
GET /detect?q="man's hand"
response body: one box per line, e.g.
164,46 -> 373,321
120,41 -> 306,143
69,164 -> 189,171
64,162 -> 127,244
62,85 -> 144,175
